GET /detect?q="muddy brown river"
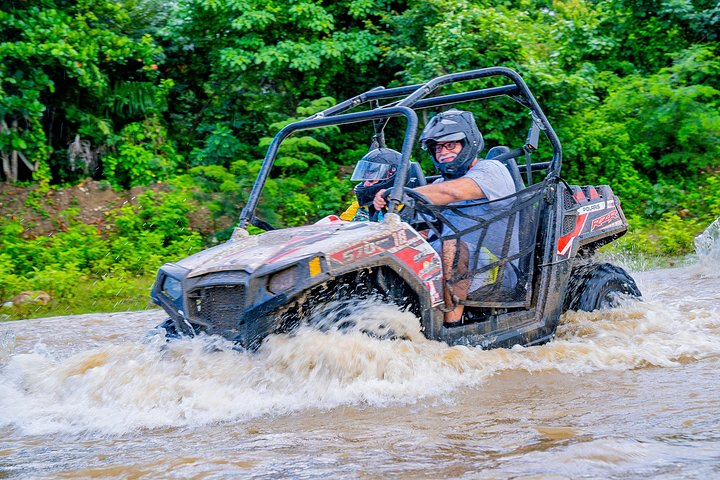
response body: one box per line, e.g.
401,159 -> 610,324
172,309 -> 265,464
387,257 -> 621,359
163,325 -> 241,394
1,258 -> 719,479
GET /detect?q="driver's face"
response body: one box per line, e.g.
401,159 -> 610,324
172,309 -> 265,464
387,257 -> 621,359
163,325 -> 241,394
435,141 -> 463,163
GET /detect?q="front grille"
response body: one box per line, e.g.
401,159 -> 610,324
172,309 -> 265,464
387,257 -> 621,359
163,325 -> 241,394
189,285 -> 246,336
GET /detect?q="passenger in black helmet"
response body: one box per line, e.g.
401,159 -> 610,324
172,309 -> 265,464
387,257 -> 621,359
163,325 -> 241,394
341,148 -> 401,222
373,109 -> 517,326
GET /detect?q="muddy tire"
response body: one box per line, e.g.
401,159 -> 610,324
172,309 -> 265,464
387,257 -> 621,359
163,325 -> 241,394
278,268 -> 419,342
156,317 -> 183,338
563,263 -> 641,312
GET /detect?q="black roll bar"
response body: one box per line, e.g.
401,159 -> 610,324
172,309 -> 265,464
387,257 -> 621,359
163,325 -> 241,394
238,106 -> 418,228
311,67 -> 562,174
237,67 -> 562,228
392,67 -> 562,173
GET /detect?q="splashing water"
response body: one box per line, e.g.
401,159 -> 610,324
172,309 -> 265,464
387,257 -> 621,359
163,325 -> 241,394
1,228 -> 719,439
1,245 -> 720,480
0,330 -> 15,364
1,267 -> 718,439
695,216 -> 720,262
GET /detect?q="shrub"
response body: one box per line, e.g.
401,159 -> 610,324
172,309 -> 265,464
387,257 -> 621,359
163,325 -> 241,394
25,263 -> 84,299
0,254 -> 24,301
103,118 -> 181,188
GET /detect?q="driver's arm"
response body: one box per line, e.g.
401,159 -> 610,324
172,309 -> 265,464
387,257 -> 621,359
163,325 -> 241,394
373,177 -> 485,209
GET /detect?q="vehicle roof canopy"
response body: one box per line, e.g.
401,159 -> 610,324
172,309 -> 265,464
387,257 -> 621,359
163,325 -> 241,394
239,67 -> 562,229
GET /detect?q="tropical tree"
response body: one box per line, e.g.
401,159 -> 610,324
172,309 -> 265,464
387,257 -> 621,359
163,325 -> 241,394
162,0 -> 401,163
0,0 -> 167,184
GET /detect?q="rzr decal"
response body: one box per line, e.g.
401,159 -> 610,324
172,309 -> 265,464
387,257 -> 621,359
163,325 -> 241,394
331,235 -> 396,264
591,210 -> 619,230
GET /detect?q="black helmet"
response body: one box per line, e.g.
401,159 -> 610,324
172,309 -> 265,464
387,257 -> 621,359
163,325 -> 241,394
351,148 -> 402,206
419,109 -> 483,179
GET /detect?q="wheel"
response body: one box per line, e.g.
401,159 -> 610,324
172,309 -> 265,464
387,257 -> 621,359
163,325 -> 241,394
563,263 -> 641,312
277,268 -> 420,341
156,317 -> 186,338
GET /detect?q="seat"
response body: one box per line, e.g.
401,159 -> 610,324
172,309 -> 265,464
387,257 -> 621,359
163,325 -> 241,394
407,161 -> 427,187
485,146 -> 524,191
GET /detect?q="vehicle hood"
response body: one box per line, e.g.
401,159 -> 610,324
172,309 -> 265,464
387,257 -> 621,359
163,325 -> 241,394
175,220 -> 400,278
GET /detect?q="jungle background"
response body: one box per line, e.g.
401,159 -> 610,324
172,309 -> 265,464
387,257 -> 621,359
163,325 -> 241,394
1,0 -> 719,319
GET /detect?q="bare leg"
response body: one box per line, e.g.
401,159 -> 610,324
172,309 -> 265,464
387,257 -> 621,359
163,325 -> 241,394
441,239 -> 470,325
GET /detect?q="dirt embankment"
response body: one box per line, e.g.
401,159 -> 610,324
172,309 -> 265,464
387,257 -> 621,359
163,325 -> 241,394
0,180 -> 145,238
0,180 -> 224,239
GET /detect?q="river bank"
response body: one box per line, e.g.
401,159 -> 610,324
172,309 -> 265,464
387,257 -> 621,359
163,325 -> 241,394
0,181 -> 714,322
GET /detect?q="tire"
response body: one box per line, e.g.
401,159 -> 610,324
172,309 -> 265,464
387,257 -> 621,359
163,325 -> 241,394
278,268 -> 419,342
563,263 -> 641,312
304,294 -> 402,341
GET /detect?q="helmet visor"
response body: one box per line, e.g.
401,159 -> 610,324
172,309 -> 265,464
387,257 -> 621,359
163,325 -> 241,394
350,160 -> 396,181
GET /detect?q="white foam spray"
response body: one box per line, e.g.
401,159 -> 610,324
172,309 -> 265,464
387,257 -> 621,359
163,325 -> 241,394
1,268 -> 718,436
695,216 -> 720,263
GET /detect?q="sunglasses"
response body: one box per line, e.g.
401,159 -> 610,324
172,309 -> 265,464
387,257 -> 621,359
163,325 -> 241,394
433,141 -> 460,153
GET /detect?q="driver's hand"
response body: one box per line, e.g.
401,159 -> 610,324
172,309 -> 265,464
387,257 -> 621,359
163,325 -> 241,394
373,189 -> 387,211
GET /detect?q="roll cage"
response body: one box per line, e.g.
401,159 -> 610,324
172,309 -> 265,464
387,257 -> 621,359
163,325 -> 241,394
238,66 -> 562,230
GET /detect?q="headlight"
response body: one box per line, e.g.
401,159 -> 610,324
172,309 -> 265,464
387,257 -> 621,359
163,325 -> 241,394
162,276 -> 183,300
267,266 -> 299,294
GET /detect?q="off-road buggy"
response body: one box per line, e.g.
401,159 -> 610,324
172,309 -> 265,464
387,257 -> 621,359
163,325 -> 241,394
151,67 -> 641,349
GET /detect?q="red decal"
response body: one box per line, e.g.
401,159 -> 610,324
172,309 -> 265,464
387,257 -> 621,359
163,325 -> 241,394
394,247 -> 440,279
556,213 -> 588,257
591,210 -> 619,230
314,215 -> 343,224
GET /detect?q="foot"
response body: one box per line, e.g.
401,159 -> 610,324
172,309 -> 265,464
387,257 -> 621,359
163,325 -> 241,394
443,318 -> 464,328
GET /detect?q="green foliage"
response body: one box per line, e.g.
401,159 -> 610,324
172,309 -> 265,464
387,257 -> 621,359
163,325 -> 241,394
0,253 -> 23,301
110,188 -> 196,249
161,0 -> 390,167
0,181 -> 205,317
0,0 -> 167,183
560,44 -> 720,220
3,0 -> 720,318
600,47 -> 720,180
612,213 -> 705,259
190,124 -> 248,168
252,97 -> 354,226
103,117 -> 181,188
25,263 -> 84,300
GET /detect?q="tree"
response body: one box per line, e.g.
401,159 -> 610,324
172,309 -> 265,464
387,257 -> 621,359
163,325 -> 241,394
0,0 -> 166,183
162,0 -> 398,160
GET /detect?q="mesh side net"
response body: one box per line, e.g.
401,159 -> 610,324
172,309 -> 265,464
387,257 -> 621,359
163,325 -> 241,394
415,180 -> 546,308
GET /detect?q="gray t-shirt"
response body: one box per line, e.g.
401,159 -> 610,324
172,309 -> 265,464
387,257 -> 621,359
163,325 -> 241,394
457,159 -> 516,201
432,159 -> 518,293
